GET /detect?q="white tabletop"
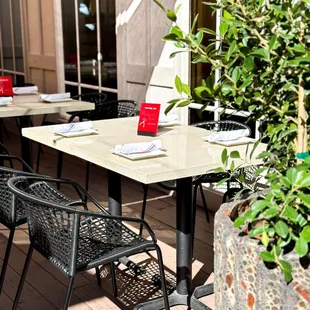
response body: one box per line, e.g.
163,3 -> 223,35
22,117 -> 266,184
0,94 -> 94,118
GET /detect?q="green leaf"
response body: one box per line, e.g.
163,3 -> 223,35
301,226 -> 310,242
220,22 -> 228,37
278,260 -> 292,282
295,236 -> 308,257
195,30 -> 204,44
251,200 -> 269,212
275,221 -> 289,239
292,44 -> 306,53
261,231 -> 269,247
262,207 -> 279,219
234,215 -> 247,228
169,51 -> 186,59
299,175 -> 310,188
244,57 -> 254,71
230,151 -> 240,159
251,48 -> 270,61
166,10 -> 177,22
297,193 -> 310,207
221,148 -> 228,165
226,41 -> 238,60
177,99 -> 193,107
182,84 -> 191,96
269,35 -> 277,50
256,151 -> 274,159
170,26 -> 183,39
260,251 -> 275,262
297,214 -> 307,227
153,0 -> 166,12
164,102 -> 177,114
175,75 -> 182,94
232,67 -> 241,85
284,206 -> 298,223
163,33 -> 179,41
249,225 -> 266,237
190,14 -> 199,34
198,27 -> 216,36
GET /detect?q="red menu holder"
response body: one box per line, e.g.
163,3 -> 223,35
137,103 -> 161,137
0,76 -> 13,97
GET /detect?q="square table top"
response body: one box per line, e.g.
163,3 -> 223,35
0,94 -> 94,118
22,117 -> 266,184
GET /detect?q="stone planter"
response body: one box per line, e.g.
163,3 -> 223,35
214,198 -> 310,310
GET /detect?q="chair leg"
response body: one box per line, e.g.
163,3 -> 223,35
199,183 -> 210,222
85,162 -> 90,192
0,228 -> 15,294
62,276 -> 75,310
12,245 -> 34,310
95,267 -> 101,286
57,151 -> 63,190
110,262 -> 118,297
154,244 -> 170,310
139,184 -> 148,236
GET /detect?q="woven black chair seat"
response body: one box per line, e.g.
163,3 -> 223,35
77,216 -> 152,271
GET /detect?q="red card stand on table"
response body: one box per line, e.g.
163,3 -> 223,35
137,103 -> 161,137
0,76 -> 13,97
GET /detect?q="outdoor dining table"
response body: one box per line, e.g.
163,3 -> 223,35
0,95 -> 94,168
22,116 -> 265,309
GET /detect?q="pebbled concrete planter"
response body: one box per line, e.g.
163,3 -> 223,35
214,198 -> 310,310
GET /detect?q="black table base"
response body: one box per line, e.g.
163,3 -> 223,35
19,116 -> 33,170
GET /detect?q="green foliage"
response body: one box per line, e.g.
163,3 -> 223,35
153,0 -> 310,283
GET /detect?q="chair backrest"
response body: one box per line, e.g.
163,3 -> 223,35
0,142 -> 10,155
191,120 -> 251,135
8,176 -> 79,275
95,100 -> 138,119
72,92 -> 108,121
0,163 -> 35,228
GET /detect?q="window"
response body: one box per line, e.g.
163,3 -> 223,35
62,0 -> 117,100
0,0 -> 25,85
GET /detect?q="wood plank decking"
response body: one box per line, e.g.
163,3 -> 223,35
0,133 -> 215,309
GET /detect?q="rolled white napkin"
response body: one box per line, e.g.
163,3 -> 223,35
204,129 -> 250,142
40,92 -> 71,101
114,139 -> 162,155
159,113 -> 178,123
50,121 -> 93,134
0,97 -> 13,104
13,86 -> 38,95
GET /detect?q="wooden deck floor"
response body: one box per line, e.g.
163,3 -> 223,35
0,133 -> 215,309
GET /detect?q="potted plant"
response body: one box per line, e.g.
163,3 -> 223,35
154,0 -> 310,308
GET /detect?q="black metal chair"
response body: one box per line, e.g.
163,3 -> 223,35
0,153 -> 85,296
139,120 -> 251,235
8,175 -> 170,310
52,99 -> 138,191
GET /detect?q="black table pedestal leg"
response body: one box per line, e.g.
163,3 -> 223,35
108,170 -> 144,275
19,116 -> 33,170
134,177 -> 195,309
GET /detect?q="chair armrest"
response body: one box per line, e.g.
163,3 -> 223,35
0,154 -> 34,173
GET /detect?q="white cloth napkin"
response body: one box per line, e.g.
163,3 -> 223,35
0,97 -> 13,104
40,92 -> 71,101
13,86 -> 38,95
114,139 -> 162,155
204,129 -> 250,142
159,113 -> 178,123
50,121 -> 93,134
